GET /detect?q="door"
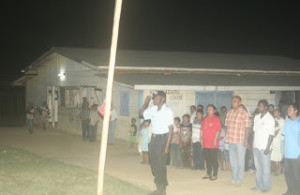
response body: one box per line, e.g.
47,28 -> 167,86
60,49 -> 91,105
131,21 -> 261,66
195,91 -> 233,113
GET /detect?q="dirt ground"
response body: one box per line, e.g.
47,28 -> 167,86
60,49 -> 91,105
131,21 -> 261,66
0,127 -> 287,195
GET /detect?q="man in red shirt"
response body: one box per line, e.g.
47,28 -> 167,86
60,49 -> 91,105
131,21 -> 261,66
225,96 -> 250,186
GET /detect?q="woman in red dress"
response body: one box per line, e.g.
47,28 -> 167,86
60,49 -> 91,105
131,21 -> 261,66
201,104 -> 222,181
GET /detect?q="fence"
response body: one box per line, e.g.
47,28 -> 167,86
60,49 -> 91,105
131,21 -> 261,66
0,86 -> 25,126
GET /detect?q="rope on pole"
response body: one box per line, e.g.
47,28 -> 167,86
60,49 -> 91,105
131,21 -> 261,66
97,0 -> 123,194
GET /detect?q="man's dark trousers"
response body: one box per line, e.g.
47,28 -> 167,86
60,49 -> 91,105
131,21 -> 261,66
81,120 -> 90,140
149,134 -> 168,193
284,158 -> 300,195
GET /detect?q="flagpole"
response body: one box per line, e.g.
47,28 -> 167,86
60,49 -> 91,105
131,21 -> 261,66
97,0 -> 123,194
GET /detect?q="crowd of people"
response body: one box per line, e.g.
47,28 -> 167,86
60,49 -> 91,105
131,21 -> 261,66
138,92 -> 300,195
25,97 -> 109,143
25,101 -> 50,133
25,93 -> 299,195
79,97 -> 118,142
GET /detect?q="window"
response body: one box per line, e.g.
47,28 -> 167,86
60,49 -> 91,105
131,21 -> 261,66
60,86 -> 102,108
120,91 -> 130,116
60,87 -> 80,107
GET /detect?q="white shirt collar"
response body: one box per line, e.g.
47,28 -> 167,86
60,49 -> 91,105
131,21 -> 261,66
155,103 -> 166,111
258,111 -> 271,119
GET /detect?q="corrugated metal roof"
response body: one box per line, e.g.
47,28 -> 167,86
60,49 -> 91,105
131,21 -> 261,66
18,47 -> 300,87
112,73 -> 300,86
52,47 -> 300,71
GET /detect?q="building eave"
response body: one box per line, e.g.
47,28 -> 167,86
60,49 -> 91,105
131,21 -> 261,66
134,85 -> 300,91
92,65 -> 300,76
11,74 -> 38,86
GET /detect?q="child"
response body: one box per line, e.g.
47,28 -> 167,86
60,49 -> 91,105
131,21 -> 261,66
170,117 -> 182,168
80,102 -> 90,141
39,101 -> 49,130
224,139 -> 231,171
192,110 -> 205,170
180,114 -> 193,168
271,109 -> 285,176
218,127 -> 226,171
140,120 -> 150,164
246,109 -> 259,173
201,104 -> 221,181
26,102 -> 35,134
219,106 -> 227,127
89,104 -> 101,142
129,118 -> 137,148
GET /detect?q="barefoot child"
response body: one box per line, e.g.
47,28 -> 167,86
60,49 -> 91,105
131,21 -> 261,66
271,109 -> 285,176
140,120 -> 150,164
180,114 -> 193,168
170,117 -> 182,168
39,101 -> 50,130
192,110 -> 205,170
218,106 -> 227,171
218,127 -> 226,171
129,118 -> 137,148
89,104 -> 101,142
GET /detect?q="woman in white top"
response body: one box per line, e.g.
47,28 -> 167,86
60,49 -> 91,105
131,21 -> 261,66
271,108 -> 285,175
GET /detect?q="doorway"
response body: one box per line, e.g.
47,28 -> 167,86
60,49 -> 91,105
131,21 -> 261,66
195,91 -> 233,113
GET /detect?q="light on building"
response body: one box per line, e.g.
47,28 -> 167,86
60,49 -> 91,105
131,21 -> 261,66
58,72 -> 65,80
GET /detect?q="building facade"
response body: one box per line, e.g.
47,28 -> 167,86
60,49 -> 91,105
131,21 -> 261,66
14,47 -> 300,140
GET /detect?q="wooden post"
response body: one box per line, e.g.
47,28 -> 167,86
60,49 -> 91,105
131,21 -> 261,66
97,0 -> 123,195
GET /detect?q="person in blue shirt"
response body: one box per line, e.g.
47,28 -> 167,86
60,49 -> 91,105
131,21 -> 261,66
281,103 -> 300,195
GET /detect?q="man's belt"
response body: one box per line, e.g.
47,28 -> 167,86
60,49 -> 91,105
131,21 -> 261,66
152,133 -> 169,138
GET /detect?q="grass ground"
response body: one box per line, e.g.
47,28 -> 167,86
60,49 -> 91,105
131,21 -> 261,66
0,145 -> 149,195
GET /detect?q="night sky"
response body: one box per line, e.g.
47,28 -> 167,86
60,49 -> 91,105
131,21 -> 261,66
2,0 -> 300,82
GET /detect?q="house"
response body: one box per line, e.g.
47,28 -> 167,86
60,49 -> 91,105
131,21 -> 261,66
13,47 -> 300,140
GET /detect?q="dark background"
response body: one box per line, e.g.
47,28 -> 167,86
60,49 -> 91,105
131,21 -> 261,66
1,0 -> 300,82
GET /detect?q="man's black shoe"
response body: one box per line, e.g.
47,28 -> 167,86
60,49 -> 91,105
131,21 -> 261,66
149,190 -> 159,195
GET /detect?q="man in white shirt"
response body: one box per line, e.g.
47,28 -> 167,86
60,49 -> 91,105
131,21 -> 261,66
139,91 -> 174,195
251,99 -> 275,193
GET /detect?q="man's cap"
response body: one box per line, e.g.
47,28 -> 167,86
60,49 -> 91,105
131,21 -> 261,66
153,91 -> 166,98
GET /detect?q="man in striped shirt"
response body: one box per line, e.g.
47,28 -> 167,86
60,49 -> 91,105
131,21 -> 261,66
225,96 -> 250,186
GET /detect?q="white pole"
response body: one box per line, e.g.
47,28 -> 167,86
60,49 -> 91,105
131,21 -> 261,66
52,86 -> 55,128
97,0 -> 123,194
